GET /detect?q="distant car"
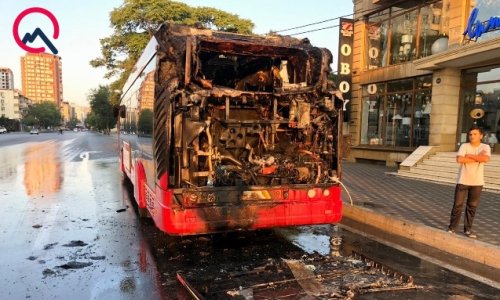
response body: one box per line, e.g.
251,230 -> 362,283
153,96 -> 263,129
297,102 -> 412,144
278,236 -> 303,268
0,126 -> 6,134
30,128 -> 39,135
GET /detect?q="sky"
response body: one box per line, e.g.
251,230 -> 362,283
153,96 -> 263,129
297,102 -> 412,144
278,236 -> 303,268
0,0 -> 353,107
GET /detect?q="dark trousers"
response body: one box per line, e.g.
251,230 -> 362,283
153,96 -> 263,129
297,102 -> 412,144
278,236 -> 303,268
448,184 -> 483,232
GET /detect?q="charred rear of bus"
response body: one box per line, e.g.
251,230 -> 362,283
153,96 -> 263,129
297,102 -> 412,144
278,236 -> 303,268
131,24 -> 343,234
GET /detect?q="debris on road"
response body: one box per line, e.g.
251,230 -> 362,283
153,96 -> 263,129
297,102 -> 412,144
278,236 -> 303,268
57,261 -> 93,269
177,272 -> 205,300
42,268 -> 57,278
43,243 -> 58,250
32,224 -> 42,229
116,205 -> 129,213
89,256 -> 106,260
174,251 -> 419,299
62,240 -> 88,247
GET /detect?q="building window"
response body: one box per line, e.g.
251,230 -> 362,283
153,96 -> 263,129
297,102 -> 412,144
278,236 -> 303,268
460,66 -> 500,150
367,10 -> 389,69
361,75 -> 432,147
366,1 -> 448,69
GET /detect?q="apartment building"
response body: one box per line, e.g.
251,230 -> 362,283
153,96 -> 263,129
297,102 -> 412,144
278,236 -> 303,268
0,68 -> 14,90
21,53 -> 63,106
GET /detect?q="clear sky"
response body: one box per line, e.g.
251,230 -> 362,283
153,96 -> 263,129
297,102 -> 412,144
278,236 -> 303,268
0,0 -> 352,107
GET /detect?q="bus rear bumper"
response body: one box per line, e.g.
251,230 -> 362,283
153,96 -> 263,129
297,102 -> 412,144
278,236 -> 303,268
148,186 -> 343,236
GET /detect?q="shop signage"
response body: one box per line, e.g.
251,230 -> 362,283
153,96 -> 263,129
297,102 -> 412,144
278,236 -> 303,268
338,18 -> 354,116
463,7 -> 500,40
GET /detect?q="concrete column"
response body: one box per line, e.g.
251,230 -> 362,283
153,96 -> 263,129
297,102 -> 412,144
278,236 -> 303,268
429,68 -> 461,151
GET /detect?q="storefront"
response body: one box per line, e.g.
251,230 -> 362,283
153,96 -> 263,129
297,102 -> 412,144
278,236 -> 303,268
459,66 -> 500,152
348,0 -> 500,165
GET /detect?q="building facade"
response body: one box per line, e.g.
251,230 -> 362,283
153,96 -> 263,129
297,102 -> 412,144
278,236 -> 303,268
21,53 -> 63,106
348,0 -> 500,165
0,68 -> 14,90
60,101 -> 71,124
0,89 -> 31,120
73,105 -> 90,124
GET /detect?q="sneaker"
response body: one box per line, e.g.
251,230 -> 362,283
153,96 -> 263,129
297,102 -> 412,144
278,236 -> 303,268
464,231 -> 477,238
446,228 -> 455,234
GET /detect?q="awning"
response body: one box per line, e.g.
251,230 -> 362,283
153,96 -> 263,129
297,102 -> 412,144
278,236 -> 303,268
414,36 -> 500,71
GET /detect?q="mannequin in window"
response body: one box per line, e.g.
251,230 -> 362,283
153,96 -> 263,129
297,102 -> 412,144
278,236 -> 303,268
422,98 -> 432,114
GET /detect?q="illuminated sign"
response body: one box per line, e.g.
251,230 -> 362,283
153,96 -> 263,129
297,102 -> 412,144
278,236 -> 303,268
463,7 -> 500,40
337,18 -> 354,117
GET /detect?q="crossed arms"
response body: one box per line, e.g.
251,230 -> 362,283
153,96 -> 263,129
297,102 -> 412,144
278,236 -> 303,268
457,150 -> 490,164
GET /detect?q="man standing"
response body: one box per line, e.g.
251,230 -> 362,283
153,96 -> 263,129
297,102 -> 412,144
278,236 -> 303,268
447,126 -> 491,238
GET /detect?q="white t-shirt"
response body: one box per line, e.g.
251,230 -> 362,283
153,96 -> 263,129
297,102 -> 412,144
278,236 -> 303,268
456,143 -> 491,186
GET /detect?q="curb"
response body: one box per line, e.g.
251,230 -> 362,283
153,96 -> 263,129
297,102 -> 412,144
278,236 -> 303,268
341,204 -> 500,270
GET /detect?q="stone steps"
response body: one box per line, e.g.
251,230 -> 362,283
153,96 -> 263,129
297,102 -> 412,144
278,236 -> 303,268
396,152 -> 500,192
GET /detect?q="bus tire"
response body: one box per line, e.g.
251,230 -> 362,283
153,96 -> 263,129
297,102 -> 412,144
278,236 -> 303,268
120,149 -> 129,182
135,163 -> 149,218
138,207 -> 149,218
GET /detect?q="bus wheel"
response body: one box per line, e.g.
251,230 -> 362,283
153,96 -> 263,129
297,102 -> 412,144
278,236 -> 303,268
120,150 -> 128,182
138,207 -> 149,218
136,173 -> 150,218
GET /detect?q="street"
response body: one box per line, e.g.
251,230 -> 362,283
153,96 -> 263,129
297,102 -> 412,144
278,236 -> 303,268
0,132 -> 164,299
0,132 -> 498,299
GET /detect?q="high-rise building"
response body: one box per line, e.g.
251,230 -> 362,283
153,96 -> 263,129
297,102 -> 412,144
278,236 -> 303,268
21,53 -> 63,106
60,101 -> 71,124
73,104 -> 90,124
0,67 -> 14,90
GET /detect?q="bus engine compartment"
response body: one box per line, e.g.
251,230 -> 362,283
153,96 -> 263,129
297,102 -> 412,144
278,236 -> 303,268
152,24 -> 344,191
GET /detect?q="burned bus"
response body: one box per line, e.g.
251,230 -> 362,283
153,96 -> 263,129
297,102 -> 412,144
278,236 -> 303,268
118,24 -> 344,235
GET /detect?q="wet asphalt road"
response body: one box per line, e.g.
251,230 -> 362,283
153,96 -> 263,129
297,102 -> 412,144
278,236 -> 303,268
0,132 -> 498,299
0,132 -> 164,299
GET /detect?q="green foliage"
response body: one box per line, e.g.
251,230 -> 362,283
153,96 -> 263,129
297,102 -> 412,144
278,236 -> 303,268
138,109 -> 153,135
91,0 -> 254,83
0,116 -> 20,132
328,72 -> 339,84
87,86 -> 116,132
67,117 -> 80,129
24,102 -> 62,128
22,115 -> 38,126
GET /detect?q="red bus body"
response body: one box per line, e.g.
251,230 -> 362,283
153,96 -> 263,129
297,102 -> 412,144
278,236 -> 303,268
119,24 -> 344,235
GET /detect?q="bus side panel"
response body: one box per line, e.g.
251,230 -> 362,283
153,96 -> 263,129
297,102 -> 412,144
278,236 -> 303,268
122,141 -> 132,177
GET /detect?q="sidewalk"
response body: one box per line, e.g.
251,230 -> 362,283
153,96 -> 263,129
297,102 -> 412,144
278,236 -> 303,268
340,161 -> 499,247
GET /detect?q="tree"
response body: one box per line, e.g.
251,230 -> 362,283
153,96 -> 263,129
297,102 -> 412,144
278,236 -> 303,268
67,117 -> 80,129
88,86 -> 116,132
23,102 -> 62,129
138,109 -> 153,135
90,0 -> 254,94
0,116 -> 20,132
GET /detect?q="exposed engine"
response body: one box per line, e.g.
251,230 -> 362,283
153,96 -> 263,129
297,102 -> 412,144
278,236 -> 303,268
154,24 -> 344,188
176,91 -> 340,188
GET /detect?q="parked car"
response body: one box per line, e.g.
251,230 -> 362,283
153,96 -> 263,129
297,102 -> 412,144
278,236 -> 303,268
30,128 -> 39,135
0,126 -> 7,134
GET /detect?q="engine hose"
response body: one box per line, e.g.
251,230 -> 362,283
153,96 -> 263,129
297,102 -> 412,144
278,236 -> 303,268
330,177 -> 353,206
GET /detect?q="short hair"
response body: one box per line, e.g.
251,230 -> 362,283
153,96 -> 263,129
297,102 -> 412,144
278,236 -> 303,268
468,126 -> 484,135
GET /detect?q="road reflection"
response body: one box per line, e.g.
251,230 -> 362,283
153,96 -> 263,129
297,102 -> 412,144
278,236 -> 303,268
0,145 -> 20,183
23,142 -> 62,197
